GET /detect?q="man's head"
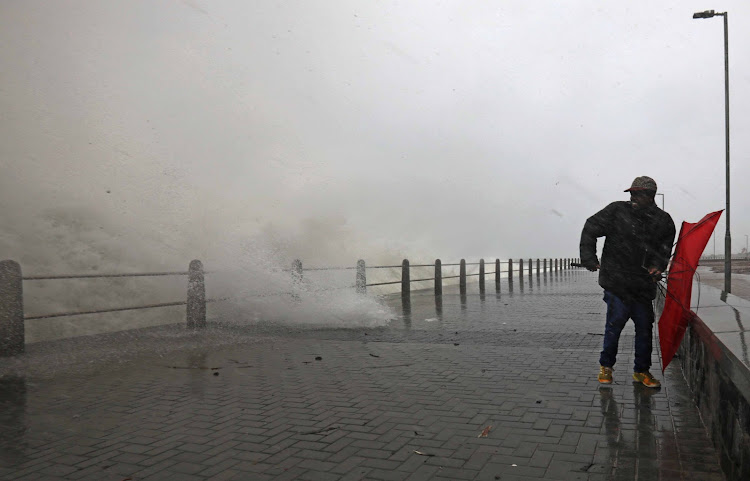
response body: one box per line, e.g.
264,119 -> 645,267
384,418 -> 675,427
624,176 -> 657,209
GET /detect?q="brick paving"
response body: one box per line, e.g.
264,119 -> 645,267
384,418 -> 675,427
0,270 -> 725,480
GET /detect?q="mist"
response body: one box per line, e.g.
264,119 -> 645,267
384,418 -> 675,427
3,0 -> 750,340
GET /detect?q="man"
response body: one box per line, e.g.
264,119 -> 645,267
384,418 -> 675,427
580,176 -> 676,388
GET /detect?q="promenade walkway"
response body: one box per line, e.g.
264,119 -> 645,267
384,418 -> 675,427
0,270 -> 724,480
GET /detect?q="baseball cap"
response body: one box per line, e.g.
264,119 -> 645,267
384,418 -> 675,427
624,176 -> 657,193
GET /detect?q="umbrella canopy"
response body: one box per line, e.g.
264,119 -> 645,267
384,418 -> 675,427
658,210 -> 723,371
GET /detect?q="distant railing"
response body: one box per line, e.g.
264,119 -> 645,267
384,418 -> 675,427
295,257 -> 580,299
700,254 -> 749,261
0,256 -> 579,357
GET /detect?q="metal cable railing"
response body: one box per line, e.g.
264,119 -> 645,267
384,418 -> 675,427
0,259 -> 210,357
295,257 -> 579,299
18,265 -> 204,322
24,301 -> 190,320
0,256 -> 578,356
699,254 -> 749,261
22,271 -> 189,280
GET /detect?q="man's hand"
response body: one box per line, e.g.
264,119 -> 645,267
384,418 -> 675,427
587,263 -> 600,272
647,266 -> 663,281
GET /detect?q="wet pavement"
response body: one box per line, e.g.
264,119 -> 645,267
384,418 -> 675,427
0,269 -> 725,480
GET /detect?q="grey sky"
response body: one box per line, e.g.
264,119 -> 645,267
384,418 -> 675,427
2,0 -> 750,273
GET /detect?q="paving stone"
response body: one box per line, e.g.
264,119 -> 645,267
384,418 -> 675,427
339,467 -> 374,481
134,459 -> 178,478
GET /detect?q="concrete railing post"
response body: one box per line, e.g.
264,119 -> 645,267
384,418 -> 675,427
459,259 -> 467,295
292,259 -> 303,284
291,259 -> 303,300
555,258 -> 558,272
528,258 -> 532,279
187,260 -> 206,329
0,260 -> 24,356
536,259 -> 540,277
519,258 -> 524,283
495,259 -> 501,292
508,259 -> 513,285
356,259 -> 366,294
543,258 -> 547,274
434,259 -> 442,297
401,259 -> 410,300
479,259 -> 485,293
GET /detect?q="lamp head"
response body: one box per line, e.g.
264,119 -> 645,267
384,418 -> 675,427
693,10 -> 716,19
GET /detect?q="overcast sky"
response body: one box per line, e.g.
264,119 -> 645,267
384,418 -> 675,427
2,0 -> 750,274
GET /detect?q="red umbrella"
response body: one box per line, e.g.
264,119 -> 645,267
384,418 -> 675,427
658,210 -> 723,371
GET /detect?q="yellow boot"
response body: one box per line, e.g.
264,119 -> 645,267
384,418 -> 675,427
632,371 -> 661,388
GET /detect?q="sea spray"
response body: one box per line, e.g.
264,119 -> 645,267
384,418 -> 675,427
207,241 -> 396,329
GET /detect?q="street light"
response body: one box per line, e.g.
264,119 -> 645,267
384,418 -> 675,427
656,193 -> 665,210
693,9 -> 731,293
745,234 -> 748,259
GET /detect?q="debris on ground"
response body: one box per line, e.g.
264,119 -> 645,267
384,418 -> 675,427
413,450 -> 434,457
166,365 -> 222,370
300,425 -> 338,435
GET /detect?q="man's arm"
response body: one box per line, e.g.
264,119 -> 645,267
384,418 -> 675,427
647,215 -> 677,276
580,203 -> 615,271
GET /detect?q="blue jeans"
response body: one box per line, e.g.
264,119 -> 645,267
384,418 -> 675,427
600,290 -> 655,373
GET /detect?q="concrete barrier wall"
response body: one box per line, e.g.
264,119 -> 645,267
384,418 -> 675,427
676,284 -> 750,481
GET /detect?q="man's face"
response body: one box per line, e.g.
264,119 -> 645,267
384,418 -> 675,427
630,191 -> 654,209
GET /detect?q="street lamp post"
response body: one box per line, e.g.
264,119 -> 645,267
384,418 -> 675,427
693,9 -> 731,293
745,235 -> 748,259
